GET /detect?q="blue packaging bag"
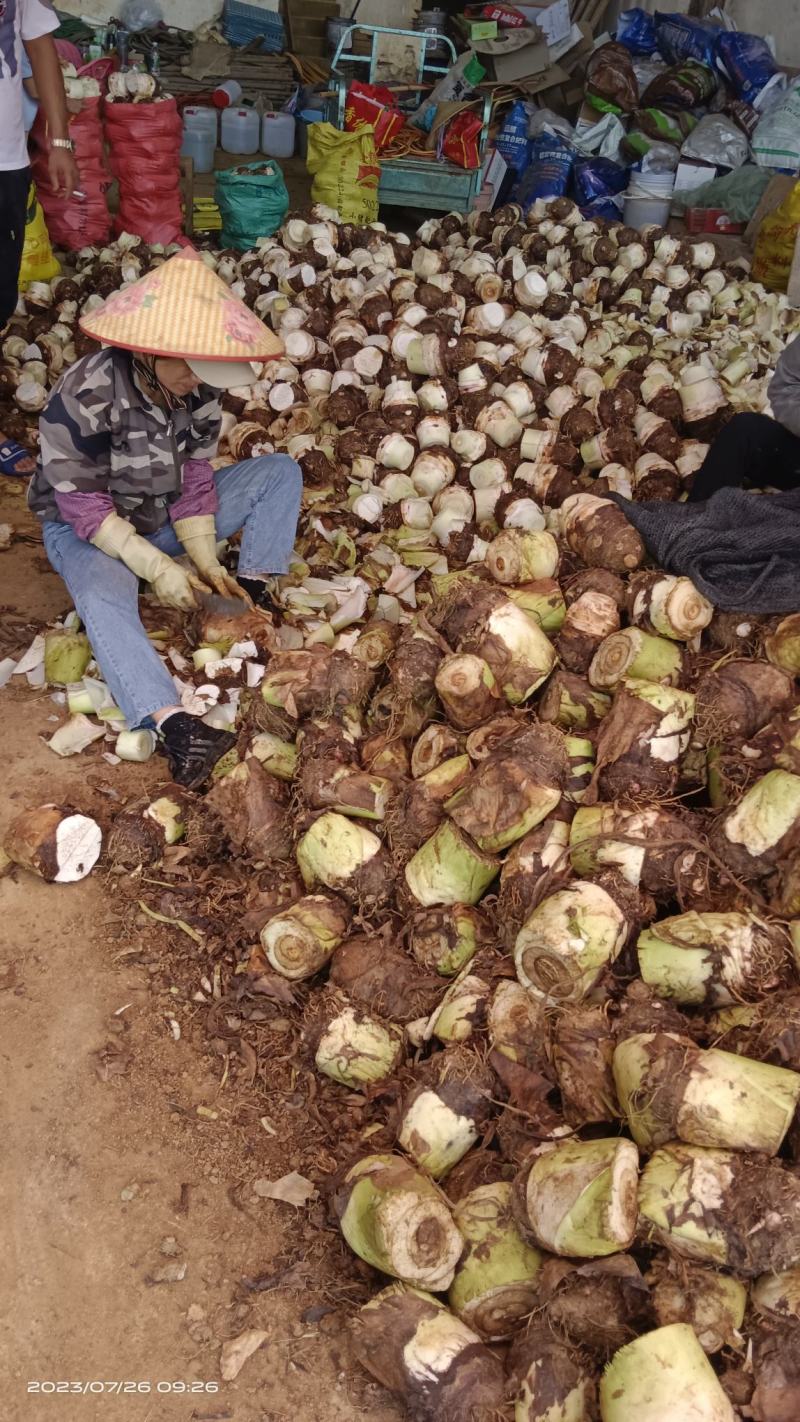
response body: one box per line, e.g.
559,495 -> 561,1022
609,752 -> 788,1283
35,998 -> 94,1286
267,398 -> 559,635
573,156 -> 629,220
654,12 -> 719,69
717,31 -> 778,105
514,133 -> 575,211
616,8 -> 658,56
496,99 -> 531,175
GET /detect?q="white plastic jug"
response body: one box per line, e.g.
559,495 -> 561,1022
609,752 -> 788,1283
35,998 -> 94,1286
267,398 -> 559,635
220,106 -> 260,155
261,111 -> 295,159
180,126 -> 215,174
183,106 -> 218,142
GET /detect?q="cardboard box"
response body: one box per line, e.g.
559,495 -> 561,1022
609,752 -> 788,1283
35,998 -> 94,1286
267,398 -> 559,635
685,208 -> 746,236
454,15 -> 498,41
480,145 -> 509,205
515,61 -> 570,97
467,20 -> 499,40
573,98 -> 599,141
481,4 -> 527,27
471,27 -> 548,82
673,159 -> 717,195
516,0 -> 572,46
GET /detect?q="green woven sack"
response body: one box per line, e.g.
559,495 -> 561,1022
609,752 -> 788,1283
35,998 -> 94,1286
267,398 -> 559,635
215,160 -> 289,250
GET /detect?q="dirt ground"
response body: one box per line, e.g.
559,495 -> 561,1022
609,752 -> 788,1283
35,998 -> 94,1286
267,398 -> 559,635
0,478 -> 402,1422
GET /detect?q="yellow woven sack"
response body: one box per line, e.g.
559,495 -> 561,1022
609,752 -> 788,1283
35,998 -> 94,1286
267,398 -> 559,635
306,122 -> 380,223
752,180 -> 800,292
19,183 -> 60,288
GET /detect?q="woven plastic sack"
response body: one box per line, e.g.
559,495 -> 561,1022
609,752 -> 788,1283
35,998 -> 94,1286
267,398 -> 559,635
215,161 -> 289,251
306,123 -> 379,223
104,99 -> 183,243
752,80 -> 800,173
752,180 -> 800,292
18,184 -> 60,287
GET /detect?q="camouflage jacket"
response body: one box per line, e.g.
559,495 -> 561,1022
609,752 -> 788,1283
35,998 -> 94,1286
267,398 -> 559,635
28,347 -> 222,535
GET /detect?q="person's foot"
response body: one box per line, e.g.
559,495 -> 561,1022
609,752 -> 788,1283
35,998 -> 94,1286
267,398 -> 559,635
237,575 -> 282,616
0,435 -> 34,478
158,712 -> 235,789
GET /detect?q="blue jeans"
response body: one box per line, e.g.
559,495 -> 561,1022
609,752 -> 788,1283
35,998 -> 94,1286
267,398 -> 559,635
43,455 -> 302,729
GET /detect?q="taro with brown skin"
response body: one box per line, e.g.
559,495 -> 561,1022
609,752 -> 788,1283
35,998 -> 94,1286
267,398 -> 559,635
330,930 -> 442,1024
560,405 -> 599,445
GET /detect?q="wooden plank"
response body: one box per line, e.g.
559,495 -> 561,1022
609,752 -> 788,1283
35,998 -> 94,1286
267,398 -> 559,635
180,155 -> 194,236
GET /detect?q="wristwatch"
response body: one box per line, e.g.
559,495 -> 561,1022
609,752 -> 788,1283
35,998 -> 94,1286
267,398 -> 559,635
51,137 -> 74,150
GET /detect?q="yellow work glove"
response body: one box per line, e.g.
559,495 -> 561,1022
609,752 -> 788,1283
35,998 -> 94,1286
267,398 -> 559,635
91,511 -> 206,612
173,515 -> 251,603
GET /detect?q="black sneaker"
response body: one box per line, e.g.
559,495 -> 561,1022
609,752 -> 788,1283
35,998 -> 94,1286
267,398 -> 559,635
159,713 -> 236,790
237,575 -> 282,616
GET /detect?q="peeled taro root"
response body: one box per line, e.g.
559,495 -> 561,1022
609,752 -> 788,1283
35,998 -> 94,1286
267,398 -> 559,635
396,1061 -> 493,1180
600,1322 -> 736,1422
513,1136 -> 639,1258
447,1181 -> 543,1340
639,1143 -> 800,1277
296,810 -> 395,910
636,909 -> 789,1006
349,1284 -> 505,1422
711,769 -> 800,880
3,803 -> 102,883
613,1030 -> 800,1155
334,1155 -> 464,1292
494,813 -> 573,944
589,680 -> 695,803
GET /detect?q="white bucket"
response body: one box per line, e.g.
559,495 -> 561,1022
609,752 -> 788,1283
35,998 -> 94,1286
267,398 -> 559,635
623,171 -> 675,231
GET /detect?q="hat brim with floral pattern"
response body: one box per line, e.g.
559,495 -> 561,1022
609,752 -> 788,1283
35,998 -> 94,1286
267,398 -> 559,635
79,248 -> 284,365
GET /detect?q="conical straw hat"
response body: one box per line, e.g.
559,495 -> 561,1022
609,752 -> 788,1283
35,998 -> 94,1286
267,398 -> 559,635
79,248 -> 283,364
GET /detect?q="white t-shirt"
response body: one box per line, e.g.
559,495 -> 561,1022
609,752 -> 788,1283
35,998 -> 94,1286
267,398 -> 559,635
0,0 -> 58,171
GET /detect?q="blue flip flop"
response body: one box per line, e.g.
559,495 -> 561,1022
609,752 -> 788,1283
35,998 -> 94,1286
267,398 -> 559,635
0,440 -> 33,478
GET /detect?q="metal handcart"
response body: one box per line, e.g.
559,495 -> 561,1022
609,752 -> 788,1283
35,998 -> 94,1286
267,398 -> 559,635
328,24 -> 493,213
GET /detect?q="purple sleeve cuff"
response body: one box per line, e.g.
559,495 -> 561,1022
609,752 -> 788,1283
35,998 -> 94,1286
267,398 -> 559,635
169,459 -> 219,523
55,490 -> 116,541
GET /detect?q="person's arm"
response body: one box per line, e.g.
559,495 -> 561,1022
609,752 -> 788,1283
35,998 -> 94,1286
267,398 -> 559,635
768,334 -> 800,439
170,390 -> 249,600
168,391 -> 222,524
23,32 -> 78,198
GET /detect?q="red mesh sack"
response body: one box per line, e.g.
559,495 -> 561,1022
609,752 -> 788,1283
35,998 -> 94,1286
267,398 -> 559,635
30,96 -> 111,249
103,99 -> 183,244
